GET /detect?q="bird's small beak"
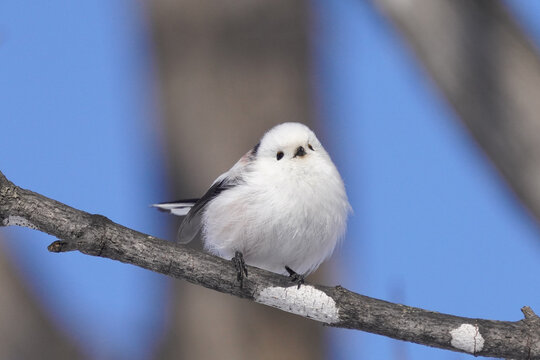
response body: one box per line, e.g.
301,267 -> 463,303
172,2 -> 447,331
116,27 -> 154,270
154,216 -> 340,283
294,146 -> 307,158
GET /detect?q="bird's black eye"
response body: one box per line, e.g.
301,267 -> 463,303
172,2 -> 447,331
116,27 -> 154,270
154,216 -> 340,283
308,144 -> 314,151
276,151 -> 284,160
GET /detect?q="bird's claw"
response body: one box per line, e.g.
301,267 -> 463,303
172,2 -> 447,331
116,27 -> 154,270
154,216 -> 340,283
232,251 -> 248,288
285,266 -> 305,289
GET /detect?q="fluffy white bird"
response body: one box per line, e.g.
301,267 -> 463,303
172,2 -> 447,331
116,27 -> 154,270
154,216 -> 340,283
154,122 -> 350,286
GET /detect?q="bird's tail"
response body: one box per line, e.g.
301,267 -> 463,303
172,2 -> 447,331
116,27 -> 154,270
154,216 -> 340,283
151,199 -> 199,217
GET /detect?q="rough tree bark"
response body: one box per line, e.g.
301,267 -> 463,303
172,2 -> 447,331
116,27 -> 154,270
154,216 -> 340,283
372,0 -> 540,227
1,171 -> 539,359
146,0 -> 321,359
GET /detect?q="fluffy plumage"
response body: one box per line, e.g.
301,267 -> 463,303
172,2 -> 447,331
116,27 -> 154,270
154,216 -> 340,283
153,122 -> 350,276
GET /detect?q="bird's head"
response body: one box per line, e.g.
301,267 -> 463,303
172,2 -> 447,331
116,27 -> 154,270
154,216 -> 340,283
254,122 -> 327,165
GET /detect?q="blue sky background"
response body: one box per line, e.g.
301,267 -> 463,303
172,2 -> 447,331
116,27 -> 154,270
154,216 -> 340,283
0,1 -> 169,359
313,0 -> 540,359
1,0 -> 540,359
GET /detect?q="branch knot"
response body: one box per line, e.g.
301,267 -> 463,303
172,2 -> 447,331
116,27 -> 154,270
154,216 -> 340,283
521,306 -> 540,359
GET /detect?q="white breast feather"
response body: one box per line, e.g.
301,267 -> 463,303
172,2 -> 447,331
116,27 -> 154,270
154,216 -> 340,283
201,143 -> 350,276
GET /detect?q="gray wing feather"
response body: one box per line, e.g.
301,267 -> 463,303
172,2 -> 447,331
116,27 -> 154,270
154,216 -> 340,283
163,146 -> 255,244
177,176 -> 237,244
177,147 -> 256,243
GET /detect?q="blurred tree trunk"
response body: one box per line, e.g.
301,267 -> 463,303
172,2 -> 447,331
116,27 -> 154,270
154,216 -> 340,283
148,1 -> 323,359
0,241 -> 80,359
373,0 -> 540,228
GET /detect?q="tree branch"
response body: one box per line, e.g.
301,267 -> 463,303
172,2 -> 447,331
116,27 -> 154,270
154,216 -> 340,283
0,169 -> 538,359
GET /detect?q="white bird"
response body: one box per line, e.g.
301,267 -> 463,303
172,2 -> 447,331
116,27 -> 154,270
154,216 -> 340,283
154,122 -> 350,286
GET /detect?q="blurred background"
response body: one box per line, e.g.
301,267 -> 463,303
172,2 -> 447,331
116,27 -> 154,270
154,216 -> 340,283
1,0 -> 540,359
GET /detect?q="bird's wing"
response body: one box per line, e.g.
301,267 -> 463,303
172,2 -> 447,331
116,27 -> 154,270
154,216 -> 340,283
153,147 -> 255,244
176,174 -> 239,244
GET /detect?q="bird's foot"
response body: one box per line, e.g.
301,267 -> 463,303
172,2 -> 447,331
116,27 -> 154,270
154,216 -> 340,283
285,266 -> 305,289
232,251 -> 248,288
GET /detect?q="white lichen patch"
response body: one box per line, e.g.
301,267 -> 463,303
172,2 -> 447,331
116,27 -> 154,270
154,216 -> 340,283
2,215 -> 38,230
255,285 -> 339,324
450,323 -> 484,354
